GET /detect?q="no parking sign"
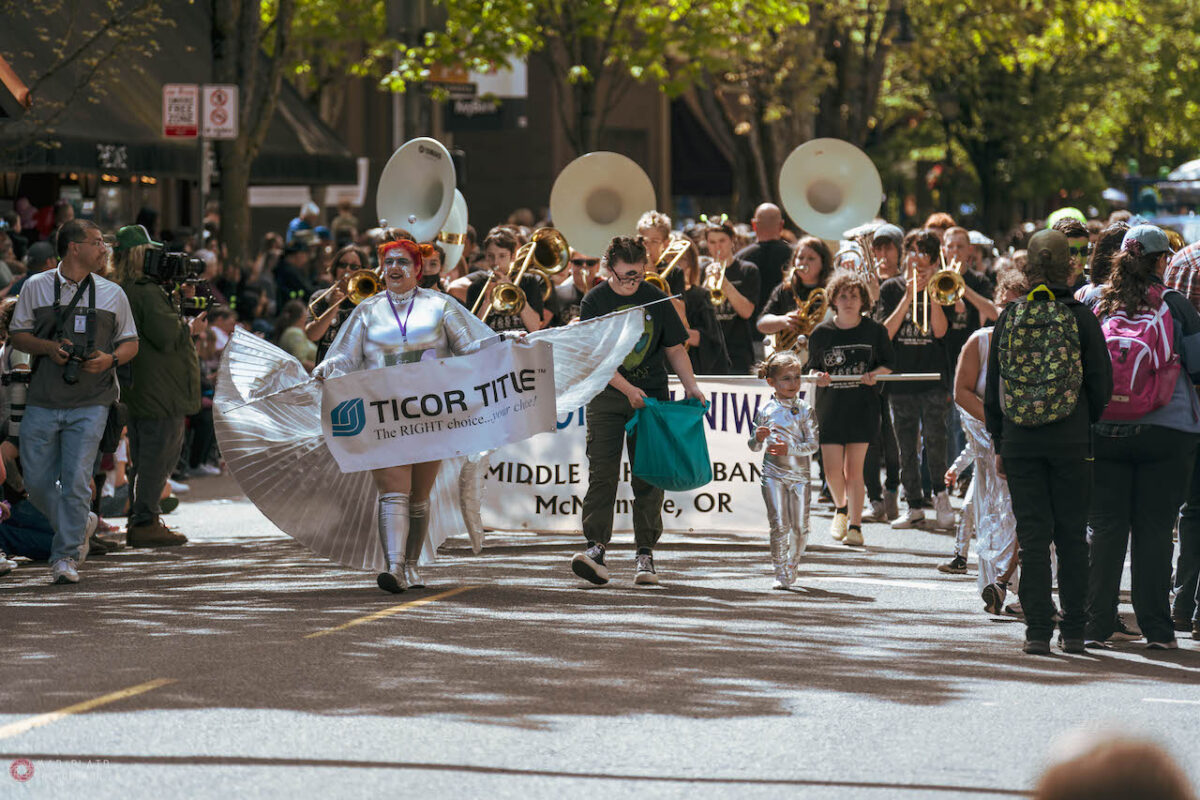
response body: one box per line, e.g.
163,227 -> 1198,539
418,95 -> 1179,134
202,84 -> 238,139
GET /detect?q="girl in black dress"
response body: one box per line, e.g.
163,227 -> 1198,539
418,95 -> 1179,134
806,270 -> 894,546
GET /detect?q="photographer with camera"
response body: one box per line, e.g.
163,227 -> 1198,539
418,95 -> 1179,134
113,225 -> 204,548
8,219 -> 139,584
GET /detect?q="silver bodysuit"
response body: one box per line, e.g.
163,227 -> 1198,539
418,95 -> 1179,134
748,396 -> 820,586
314,287 -> 498,377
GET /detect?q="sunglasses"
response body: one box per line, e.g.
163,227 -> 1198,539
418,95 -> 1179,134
571,258 -> 600,267
334,261 -> 361,270
1069,244 -> 1090,256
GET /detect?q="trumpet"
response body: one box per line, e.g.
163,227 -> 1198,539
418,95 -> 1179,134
472,227 -> 570,322
929,252 -> 967,306
704,257 -> 730,306
644,239 -> 691,293
307,269 -> 383,316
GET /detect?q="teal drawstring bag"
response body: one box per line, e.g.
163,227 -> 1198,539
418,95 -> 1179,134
623,397 -> 713,491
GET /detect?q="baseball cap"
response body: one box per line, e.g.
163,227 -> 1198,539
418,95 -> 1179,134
1121,225 -> 1175,256
114,224 -> 162,252
26,240 -> 55,266
1046,207 -> 1087,228
871,223 -> 903,248
968,230 -> 994,248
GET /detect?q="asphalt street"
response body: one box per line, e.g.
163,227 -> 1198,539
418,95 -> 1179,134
1,474 -> 1198,798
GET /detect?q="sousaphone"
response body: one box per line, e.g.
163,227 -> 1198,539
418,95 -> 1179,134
436,189 -> 469,270
550,152 -> 656,260
376,137 -> 457,243
779,138 -> 883,241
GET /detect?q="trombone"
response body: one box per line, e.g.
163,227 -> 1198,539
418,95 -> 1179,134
472,227 -> 570,323
307,268 -> 383,317
644,239 -> 691,293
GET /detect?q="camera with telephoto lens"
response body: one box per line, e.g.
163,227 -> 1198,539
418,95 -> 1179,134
143,250 -> 205,284
61,342 -> 90,385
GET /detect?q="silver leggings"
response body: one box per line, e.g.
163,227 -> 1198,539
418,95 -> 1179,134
762,476 -> 811,582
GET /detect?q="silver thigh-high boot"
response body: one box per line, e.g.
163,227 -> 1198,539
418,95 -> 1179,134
376,492 -> 410,594
404,499 -> 429,589
787,480 -> 811,583
761,477 -> 792,589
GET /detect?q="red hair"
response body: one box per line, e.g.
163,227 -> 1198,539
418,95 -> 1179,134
376,240 -> 435,277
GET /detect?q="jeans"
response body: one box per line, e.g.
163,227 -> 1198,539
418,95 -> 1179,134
128,416 -> 185,526
1087,426 -> 1196,643
890,388 -> 951,510
19,404 -> 109,563
0,500 -> 56,560
581,386 -> 665,549
1174,448 -> 1200,627
1004,454 -> 1092,642
865,394 -> 900,502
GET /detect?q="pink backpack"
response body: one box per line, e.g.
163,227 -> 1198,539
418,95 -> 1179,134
1097,285 -> 1180,421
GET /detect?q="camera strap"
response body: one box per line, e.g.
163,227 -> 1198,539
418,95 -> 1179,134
52,273 -> 97,354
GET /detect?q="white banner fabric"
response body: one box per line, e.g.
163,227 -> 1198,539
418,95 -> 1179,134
481,377 -> 812,534
321,340 -> 557,472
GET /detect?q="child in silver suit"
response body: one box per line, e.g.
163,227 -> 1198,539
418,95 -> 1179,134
749,351 -> 819,589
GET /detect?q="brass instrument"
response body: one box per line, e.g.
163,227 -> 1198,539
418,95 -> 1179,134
929,252 -> 967,306
910,263 -> 930,335
703,257 -> 730,306
833,232 -> 878,281
772,287 -> 829,353
307,269 -> 383,316
779,139 -> 883,240
644,239 -> 691,293
473,227 -> 570,322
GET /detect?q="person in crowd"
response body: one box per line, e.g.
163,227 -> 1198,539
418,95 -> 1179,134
331,200 -> 359,246
287,201 -> 321,245
736,203 -> 793,313
806,270 -> 894,546
207,306 -> 238,356
757,235 -> 835,353
938,269 -> 1028,615
418,243 -> 447,292
749,350 -> 819,589
274,239 -> 314,313
306,244 -> 370,362
637,210 -> 692,340
450,227 -> 544,333
703,217 -> 759,374
985,229 -> 1111,655
10,241 -> 57,297
923,212 -> 956,241
1051,217 -> 1092,289
552,249 -> 601,327
1078,222 -> 1130,295
862,224 -> 905,521
8,219 -> 139,584
275,299 -> 317,373
2,211 -> 29,262
113,224 -> 202,548
877,229 -> 955,530
571,236 -> 706,587
1083,225 -> 1200,651
675,239 -> 731,375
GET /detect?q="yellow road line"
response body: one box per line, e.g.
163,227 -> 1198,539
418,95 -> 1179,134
305,586 -> 478,639
0,678 -> 176,741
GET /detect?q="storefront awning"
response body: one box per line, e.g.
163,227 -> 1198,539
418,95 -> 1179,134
0,3 -> 355,184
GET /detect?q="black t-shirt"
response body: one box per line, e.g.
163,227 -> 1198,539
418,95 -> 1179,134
710,259 -> 760,374
310,294 -> 354,362
465,270 -> 546,332
550,279 -> 587,327
874,275 -> 948,394
941,270 -> 991,373
804,316 -> 895,434
760,280 -> 825,317
736,239 -> 793,311
682,286 -> 731,375
580,281 -> 688,395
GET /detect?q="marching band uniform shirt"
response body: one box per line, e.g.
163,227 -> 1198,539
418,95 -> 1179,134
760,281 -> 824,318
874,275 -> 948,394
711,259 -> 760,374
463,270 -> 545,333
579,281 -> 688,396
736,239 -> 793,315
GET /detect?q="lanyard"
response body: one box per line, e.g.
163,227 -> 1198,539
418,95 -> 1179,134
386,289 -> 416,341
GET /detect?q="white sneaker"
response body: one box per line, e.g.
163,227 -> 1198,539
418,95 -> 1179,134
77,512 -> 99,564
168,478 -> 190,494
51,558 -> 80,584
0,550 -> 16,576
891,508 -> 925,529
830,511 -> 848,542
190,464 -> 222,478
933,492 -> 955,530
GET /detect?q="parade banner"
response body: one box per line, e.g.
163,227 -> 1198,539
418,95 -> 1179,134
481,377 -> 810,534
322,340 -> 556,472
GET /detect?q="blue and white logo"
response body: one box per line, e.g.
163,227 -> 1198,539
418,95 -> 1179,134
330,398 -> 366,437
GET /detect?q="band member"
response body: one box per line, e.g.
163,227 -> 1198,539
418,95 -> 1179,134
550,249 -> 601,326
676,239 -> 731,374
419,243 -> 447,291
736,203 -> 793,311
306,244 -> 370,362
704,218 -> 760,374
449,227 -> 544,333
638,210 -> 693,343
756,236 -> 834,346
571,236 -> 705,587
749,351 -> 819,589
877,229 -> 955,531
871,224 -> 903,282
865,223 -> 904,521
313,231 -> 499,593
807,270 -> 894,546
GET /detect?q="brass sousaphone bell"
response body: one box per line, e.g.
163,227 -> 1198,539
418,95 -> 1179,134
550,152 -> 657,262
779,138 -> 883,242
376,137 -> 457,243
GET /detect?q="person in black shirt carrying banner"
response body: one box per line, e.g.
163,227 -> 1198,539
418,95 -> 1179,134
571,236 -> 705,587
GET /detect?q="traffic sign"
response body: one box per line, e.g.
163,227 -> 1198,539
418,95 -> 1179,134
202,84 -> 238,139
163,84 -> 199,138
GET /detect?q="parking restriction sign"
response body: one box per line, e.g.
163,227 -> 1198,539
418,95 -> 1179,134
163,84 -> 199,138
202,84 -> 238,139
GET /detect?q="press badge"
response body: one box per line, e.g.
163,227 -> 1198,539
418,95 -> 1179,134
74,314 -> 87,334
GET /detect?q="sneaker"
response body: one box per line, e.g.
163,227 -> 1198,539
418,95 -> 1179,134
982,582 -> 1007,615
1003,601 -> 1024,618
376,570 -> 408,594
160,496 -> 180,514
634,552 -> 659,585
1084,638 -> 1112,650
1111,616 -> 1142,641
864,500 -> 887,523
843,525 -> 864,546
50,558 -> 79,584
87,535 -> 111,557
571,543 -> 609,585
1146,639 -> 1179,650
890,508 -> 925,529
0,550 -> 16,576
188,464 -> 222,478
167,478 -> 190,495
933,492 -> 955,530
938,555 -> 968,574
830,511 -> 848,542
883,490 -> 900,521
1023,639 -> 1051,655
1057,635 -> 1086,654
127,521 -> 188,548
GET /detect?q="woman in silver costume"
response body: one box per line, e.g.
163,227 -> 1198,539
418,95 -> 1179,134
941,268 -> 1028,614
749,351 -> 820,589
312,234 -> 498,594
